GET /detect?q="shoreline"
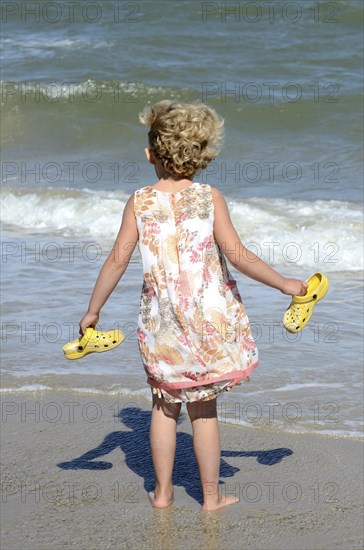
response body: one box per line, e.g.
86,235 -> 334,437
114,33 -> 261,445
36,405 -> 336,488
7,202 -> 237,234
1,385 -> 362,441
1,391 -> 363,550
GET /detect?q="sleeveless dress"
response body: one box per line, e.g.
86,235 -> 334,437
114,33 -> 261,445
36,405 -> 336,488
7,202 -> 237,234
133,182 -> 259,403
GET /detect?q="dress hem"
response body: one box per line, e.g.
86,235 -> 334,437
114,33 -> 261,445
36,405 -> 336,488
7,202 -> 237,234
147,360 -> 259,390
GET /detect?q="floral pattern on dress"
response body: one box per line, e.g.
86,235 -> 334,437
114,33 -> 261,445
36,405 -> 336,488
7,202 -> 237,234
134,182 -> 258,403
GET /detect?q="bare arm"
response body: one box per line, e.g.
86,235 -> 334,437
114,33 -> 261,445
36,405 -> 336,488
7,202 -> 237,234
79,193 -> 139,333
211,187 -> 308,295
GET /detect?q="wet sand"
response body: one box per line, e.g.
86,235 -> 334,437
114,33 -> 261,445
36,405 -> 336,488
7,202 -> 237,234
1,392 -> 363,550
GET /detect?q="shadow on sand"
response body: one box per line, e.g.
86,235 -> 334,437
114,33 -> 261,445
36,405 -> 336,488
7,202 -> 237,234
57,406 -> 293,505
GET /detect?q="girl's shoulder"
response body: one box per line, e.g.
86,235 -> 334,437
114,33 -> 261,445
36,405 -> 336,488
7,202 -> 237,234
208,184 -> 222,196
208,186 -> 230,216
208,185 -> 225,201
194,184 -> 227,213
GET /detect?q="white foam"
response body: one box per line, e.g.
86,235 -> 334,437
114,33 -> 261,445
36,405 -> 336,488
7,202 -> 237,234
1,188 -> 126,238
270,382 -> 344,392
68,386 -> 151,398
273,426 -> 362,440
230,197 -> 363,272
1,79 -> 149,101
1,38 -> 109,50
217,413 -> 364,440
0,384 -> 151,400
1,188 -> 363,272
0,384 -> 53,393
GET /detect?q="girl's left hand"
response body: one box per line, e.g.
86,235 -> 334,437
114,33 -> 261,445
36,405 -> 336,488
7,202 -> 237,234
280,278 -> 308,297
79,312 -> 99,335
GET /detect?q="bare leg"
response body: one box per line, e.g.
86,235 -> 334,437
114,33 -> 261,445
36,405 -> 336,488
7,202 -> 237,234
186,397 -> 239,511
149,391 -> 182,508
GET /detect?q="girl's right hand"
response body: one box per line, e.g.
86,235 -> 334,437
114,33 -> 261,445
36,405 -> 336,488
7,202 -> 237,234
280,278 -> 308,297
79,312 -> 99,335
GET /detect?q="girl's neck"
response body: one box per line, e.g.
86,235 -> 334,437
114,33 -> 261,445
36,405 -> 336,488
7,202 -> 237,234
153,177 -> 194,193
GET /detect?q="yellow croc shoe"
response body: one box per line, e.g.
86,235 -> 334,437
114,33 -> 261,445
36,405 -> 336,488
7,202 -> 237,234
62,327 -> 125,360
283,273 -> 329,333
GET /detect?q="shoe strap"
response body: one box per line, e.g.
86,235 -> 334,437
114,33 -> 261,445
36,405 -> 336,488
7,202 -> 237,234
292,291 -> 318,304
291,273 -> 326,304
79,327 -> 94,347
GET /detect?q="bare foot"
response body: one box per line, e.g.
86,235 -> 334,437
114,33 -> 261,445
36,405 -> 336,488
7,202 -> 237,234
148,490 -> 174,509
202,495 -> 240,511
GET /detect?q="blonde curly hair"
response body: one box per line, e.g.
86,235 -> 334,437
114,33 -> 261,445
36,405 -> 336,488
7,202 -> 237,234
139,100 -> 224,178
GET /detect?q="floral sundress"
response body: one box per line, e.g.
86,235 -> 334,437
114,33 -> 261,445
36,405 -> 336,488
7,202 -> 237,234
133,182 -> 258,403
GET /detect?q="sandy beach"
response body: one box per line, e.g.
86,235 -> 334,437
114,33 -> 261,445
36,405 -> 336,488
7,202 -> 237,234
1,391 -> 363,550
2,1 -> 363,548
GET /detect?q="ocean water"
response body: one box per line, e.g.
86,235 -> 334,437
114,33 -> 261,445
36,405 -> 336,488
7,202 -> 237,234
1,0 -> 363,439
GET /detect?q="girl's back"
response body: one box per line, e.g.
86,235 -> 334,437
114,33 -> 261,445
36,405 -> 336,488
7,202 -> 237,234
134,179 -> 258,403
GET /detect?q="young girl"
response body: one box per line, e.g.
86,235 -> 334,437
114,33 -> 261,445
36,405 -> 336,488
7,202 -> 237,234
79,100 -> 308,511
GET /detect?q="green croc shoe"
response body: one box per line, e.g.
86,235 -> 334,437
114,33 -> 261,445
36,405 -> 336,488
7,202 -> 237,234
283,273 -> 329,333
63,327 -> 125,360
